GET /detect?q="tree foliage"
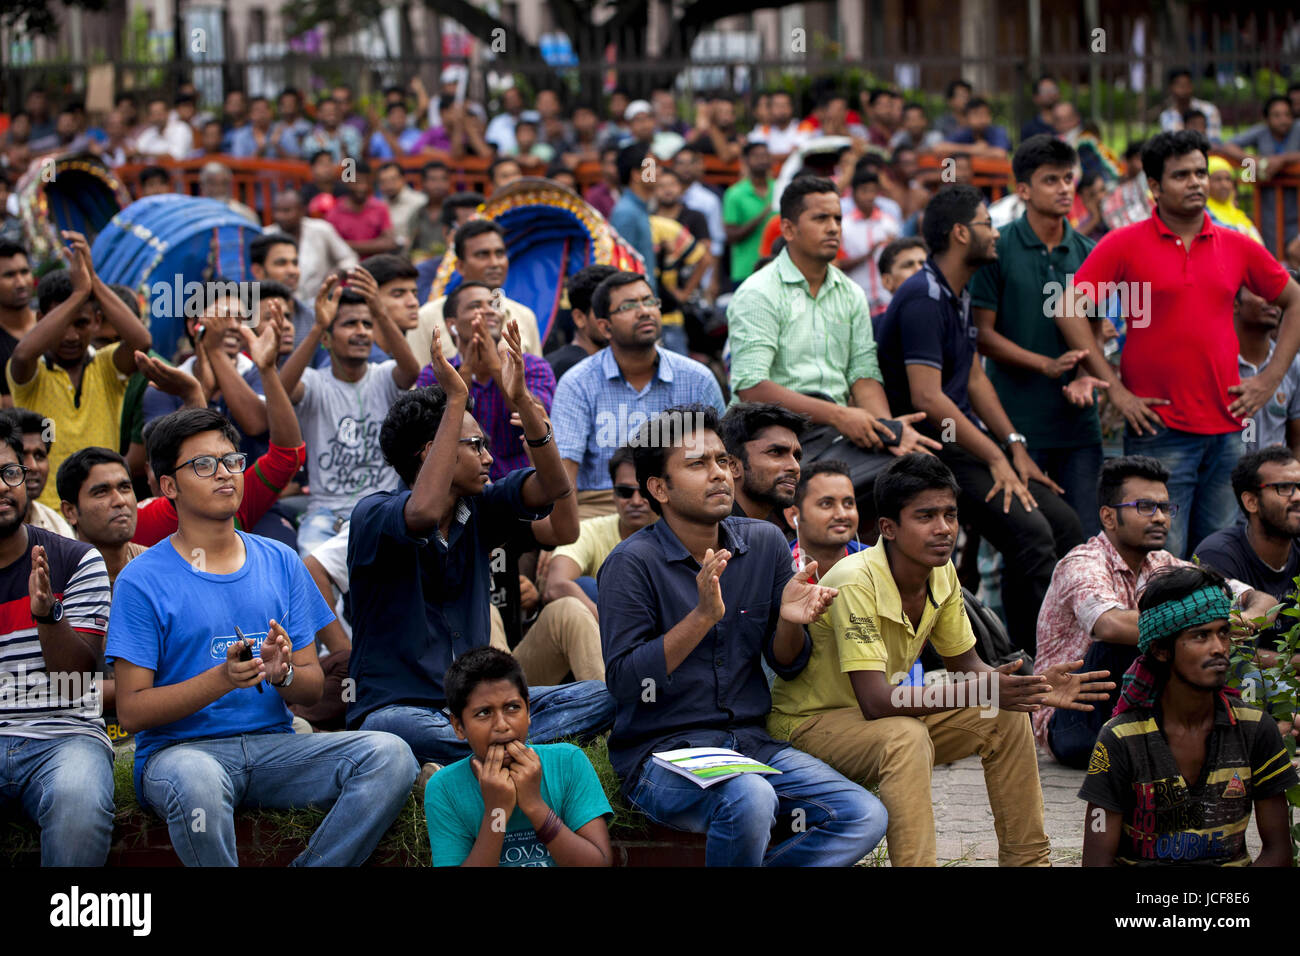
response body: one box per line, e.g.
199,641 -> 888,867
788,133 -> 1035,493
4,0 -> 112,38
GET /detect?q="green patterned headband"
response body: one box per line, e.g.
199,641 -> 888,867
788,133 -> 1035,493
1137,585 -> 1232,653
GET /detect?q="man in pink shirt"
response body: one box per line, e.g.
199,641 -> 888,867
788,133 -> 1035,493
325,161 -> 398,257
1035,455 -> 1272,766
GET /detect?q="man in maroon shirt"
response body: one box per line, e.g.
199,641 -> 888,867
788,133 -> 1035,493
1057,130 -> 1300,558
325,162 -> 398,258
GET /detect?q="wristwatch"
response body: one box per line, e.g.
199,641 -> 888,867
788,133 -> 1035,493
34,600 -> 63,626
1002,432 -> 1027,453
525,422 -> 554,448
272,663 -> 295,688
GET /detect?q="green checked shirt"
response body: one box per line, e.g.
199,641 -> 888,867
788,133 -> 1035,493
726,248 -> 882,407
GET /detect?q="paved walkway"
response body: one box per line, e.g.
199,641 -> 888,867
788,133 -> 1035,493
928,750 -> 1263,866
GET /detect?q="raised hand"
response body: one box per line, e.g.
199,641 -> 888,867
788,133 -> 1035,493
314,274 -> 342,332
695,548 -> 730,624
61,230 -> 93,295
498,317 -> 528,406
1039,660 -> 1115,712
780,563 -> 838,624
258,619 -> 293,686
135,351 -> 206,403
240,301 -> 284,370
427,324 -> 469,402
29,545 -> 53,619
347,265 -> 382,313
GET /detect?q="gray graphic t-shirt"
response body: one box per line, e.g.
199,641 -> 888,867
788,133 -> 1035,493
296,360 -> 402,514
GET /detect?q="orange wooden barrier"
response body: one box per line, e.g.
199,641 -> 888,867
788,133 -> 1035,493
1250,162 -> 1300,256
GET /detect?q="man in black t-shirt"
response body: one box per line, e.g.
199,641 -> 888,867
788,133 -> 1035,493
1194,445 -> 1300,663
544,265 -> 617,383
1080,565 -> 1297,866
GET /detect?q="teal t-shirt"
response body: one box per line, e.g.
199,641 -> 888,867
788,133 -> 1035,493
424,742 -> 612,866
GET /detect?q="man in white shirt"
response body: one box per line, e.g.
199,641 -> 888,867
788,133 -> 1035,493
747,91 -> 808,156
134,97 -> 194,161
673,147 -> 725,259
375,162 -> 425,253
1157,68 -> 1223,141
266,189 -> 358,303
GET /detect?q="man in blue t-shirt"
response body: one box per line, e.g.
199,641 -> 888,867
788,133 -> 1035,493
106,407 -> 417,866
346,320 -> 614,769
425,647 -> 612,866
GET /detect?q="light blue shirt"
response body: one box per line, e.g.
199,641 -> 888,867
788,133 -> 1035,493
552,346 -> 726,491
609,190 -> 658,294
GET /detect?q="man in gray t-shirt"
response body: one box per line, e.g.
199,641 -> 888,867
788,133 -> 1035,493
281,266 -> 422,555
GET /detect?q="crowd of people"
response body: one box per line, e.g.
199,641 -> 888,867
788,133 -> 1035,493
1,65 -> 1300,869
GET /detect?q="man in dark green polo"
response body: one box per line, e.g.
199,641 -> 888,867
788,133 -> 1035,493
970,135 -> 1106,536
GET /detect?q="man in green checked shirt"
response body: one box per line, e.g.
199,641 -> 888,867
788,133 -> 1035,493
726,175 -> 939,524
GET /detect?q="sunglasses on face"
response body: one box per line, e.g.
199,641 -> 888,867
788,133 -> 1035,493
613,484 -> 642,499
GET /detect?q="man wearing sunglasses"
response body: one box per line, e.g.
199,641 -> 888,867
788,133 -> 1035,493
1036,455 -> 1273,767
106,406 -> 417,866
0,417 -> 116,865
1194,446 -> 1300,669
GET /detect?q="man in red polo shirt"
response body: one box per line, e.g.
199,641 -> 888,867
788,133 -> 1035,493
325,161 -> 398,258
1058,130 -> 1300,558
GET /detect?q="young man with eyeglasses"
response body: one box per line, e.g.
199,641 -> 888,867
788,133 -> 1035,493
1035,456 -> 1273,767
0,417 -> 116,865
551,271 -> 725,520
1194,446 -> 1300,670
414,281 -> 556,481
346,320 -> 614,774
105,406 -> 417,866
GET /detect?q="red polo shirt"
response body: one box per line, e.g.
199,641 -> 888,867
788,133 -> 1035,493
325,196 -> 392,242
1074,211 -> 1289,434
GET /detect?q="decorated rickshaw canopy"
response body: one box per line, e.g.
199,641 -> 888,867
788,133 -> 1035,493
13,151 -> 133,264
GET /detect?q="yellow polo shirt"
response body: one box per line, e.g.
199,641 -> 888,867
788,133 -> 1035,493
8,343 -> 129,509
553,513 -> 624,577
768,538 -> 976,741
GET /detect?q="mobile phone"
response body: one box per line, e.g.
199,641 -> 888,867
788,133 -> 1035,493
234,626 -> 264,694
878,418 -> 904,447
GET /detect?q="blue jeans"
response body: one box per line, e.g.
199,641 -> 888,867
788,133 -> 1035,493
1029,443 -> 1104,539
139,730 -> 417,866
575,576 -> 599,603
627,742 -> 887,866
0,735 -> 115,866
296,505 -> 345,557
1124,425 -> 1243,559
361,681 -> 616,765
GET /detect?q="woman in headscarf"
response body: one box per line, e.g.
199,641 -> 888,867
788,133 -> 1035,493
1206,154 -> 1264,244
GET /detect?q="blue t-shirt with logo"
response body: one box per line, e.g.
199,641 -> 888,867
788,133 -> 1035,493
424,742 -> 612,866
106,531 -> 336,797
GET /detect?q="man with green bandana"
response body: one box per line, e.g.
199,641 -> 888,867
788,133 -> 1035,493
1080,564 -> 1298,866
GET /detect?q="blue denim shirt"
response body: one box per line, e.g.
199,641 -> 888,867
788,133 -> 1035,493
344,468 -> 551,726
597,515 -> 811,794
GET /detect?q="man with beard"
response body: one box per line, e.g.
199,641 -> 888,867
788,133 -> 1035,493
1036,456 -> 1271,767
413,282 -> 556,481
1232,280 -> 1300,456
783,460 -> 866,575
874,184 -> 1083,655
1,408 -> 73,536
266,189 -> 358,304
727,177 -> 937,530
8,232 -> 152,509
971,136 -> 1106,537
1194,447 -> 1300,667
0,240 -> 36,409
1056,131 -> 1300,558
0,417 -> 115,866
719,402 -> 807,524
1081,565 -> 1297,867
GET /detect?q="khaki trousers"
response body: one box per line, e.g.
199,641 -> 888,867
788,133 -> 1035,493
790,705 -> 1050,867
511,597 -> 605,685
577,488 -> 617,521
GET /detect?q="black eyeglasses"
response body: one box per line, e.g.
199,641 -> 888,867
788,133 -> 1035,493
1260,481 -> 1300,498
458,436 -> 490,455
613,484 -> 642,499
0,463 -> 29,488
167,453 -> 247,478
1113,499 -> 1179,517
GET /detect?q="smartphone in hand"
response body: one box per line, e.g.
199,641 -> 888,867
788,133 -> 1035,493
878,418 -> 904,447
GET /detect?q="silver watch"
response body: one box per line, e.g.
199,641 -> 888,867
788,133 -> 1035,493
273,663 -> 295,688
1003,432 -> 1027,450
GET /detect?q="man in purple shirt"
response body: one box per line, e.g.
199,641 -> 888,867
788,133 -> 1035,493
416,282 -> 556,480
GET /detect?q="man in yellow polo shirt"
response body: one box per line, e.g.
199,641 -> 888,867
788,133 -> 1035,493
7,232 -> 152,509
769,453 -> 1112,866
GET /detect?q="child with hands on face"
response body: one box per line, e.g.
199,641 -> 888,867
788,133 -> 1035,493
424,647 -> 613,867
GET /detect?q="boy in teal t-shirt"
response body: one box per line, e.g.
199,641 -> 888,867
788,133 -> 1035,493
424,647 -> 613,866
